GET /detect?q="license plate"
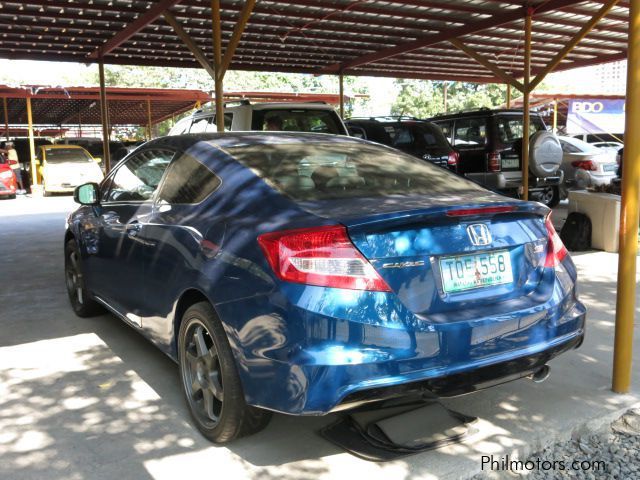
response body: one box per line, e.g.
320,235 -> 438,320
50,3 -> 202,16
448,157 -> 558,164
604,164 -> 618,172
439,250 -> 513,293
501,157 -> 519,169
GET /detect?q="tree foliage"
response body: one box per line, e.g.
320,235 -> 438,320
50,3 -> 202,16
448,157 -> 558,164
391,80 -> 508,118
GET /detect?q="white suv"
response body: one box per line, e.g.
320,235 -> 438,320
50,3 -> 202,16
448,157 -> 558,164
168,101 -> 349,136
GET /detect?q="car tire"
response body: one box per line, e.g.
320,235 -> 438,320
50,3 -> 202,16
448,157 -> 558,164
535,186 -> 560,208
178,301 -> 271,443
64,239 -> 103,317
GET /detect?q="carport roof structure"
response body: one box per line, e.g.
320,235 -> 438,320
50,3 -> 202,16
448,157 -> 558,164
0,1 -> 629,84
0,85 -> 210,127
1,0 -> 638,396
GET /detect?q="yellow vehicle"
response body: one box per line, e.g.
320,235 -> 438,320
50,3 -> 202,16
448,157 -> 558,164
36,145 -> 104,196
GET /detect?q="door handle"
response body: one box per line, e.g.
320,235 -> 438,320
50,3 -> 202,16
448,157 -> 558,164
126,222 -> 143,238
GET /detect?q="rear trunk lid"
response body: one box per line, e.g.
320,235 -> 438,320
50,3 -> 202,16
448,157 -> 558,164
299,195 -> 551,319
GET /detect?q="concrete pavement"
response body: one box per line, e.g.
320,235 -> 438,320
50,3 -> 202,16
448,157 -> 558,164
0,195 -> 638,480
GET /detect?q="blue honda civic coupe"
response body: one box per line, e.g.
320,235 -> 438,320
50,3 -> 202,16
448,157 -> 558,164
65,132 -> 586,443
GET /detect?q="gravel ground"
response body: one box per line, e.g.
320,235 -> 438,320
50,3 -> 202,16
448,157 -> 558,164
473,409 -> 640,479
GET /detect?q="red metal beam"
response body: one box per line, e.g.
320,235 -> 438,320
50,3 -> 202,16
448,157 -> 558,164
318,0 -> 601,73
86,0 -> 184,60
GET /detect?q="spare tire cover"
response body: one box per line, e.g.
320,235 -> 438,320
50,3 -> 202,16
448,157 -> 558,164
529,131 -> 562,177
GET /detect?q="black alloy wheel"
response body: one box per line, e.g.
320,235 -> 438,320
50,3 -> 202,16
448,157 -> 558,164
64,239 -> 102,317
178,302 -> 271,443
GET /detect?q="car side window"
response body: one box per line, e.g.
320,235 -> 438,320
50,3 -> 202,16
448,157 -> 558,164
436,121 -> 453,143
561,141 -> 580,154
156,153 -> 221,205
188,114 -> 233,133
453,118 -> 487,147
393,127 -> 414,147
189,117 -> 211,134
105,149 -> 174,203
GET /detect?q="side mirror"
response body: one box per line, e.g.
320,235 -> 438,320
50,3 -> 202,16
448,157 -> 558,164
94,157 -> 102,163
74,182 -> 100,206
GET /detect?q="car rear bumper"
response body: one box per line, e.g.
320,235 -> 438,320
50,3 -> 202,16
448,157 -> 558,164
221,264 -> 586,415
0,179 -> 17,195
334,330 -> 584,410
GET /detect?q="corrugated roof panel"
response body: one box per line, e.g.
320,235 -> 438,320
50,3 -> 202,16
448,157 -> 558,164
0,0 -> 629,83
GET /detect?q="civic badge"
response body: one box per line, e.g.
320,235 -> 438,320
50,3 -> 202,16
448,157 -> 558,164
467,224 -> 492,246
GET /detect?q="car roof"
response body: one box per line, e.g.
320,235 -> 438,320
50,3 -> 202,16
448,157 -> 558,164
150,131 -> 365,151
191,102 -> 339,117
44,144 -> 88,149
247,102 -> 337,110
429,108 -> 539,121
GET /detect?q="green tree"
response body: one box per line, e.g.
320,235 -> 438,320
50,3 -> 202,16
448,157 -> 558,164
391,80 -> 508,118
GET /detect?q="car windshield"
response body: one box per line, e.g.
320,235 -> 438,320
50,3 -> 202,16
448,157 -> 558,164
227,142 -> 486,201
45,148 -> 93,163
252,109 -> 345,135
496,115 -> 547,146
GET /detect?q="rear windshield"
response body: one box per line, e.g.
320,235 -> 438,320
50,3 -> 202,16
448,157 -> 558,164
227,142 -> 485,201
251,109 -> 345,135
45,148 -> 93,163
496,115 -> 547,146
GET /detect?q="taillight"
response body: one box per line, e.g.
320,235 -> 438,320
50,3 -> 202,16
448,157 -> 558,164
257,225 -> 391,292
446,205 -> 516,217
544,214 -> 568,267
447,150 -> 459,166
488,152 -> 501,172
571,160 -> 597,171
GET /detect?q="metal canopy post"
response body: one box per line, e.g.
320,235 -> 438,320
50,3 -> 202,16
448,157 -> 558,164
2,97 -> 8,141
613,0 -> 640,394
339,71 -> 344,118
98,61 -> 111,173
506,84 -> 511,108
443,82 -> 448,113
521,10 -> 532,201
147,98 -> 153,140
26,97 -> 37,187
211,0 -> 224,133
552,100 -> 558,133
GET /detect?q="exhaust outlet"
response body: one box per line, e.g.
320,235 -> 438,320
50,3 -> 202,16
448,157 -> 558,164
529,365 -> 551,383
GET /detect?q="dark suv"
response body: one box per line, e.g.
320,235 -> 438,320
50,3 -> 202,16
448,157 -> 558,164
428,108 -> 563,206
345,116 -> 458,171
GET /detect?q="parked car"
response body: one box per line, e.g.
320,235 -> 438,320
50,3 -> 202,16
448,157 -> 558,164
0,159 -> 17,199
12,137 -> 53,191
168,101 -> 348,136
57,138 -> 127,167
344,116 -> 458,171
558,136 -> 618,196
590,141 -> 623,153
65,132 -> 585,443
37,145 -> 104,196
429,108 -> 564,207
